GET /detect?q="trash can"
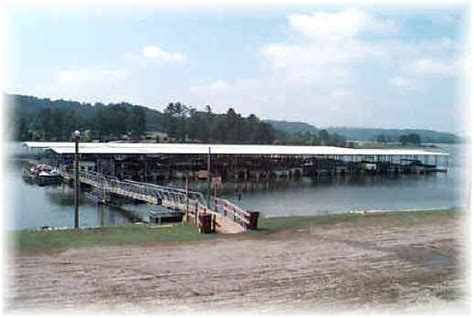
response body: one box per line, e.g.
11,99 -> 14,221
198,213 -> 213,233
246,211 -> 260,230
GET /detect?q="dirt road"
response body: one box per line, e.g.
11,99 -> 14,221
6,212 -> 469,314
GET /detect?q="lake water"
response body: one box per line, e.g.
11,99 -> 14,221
4,143 -> 470,230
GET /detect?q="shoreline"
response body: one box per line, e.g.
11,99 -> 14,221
261,205 -> 463,218
9,207 -> 461,254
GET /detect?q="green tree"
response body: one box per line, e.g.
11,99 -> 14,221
319,129 -> 329,146
37,109 -> 53,140
376,134 -> 387,143
164,102 -> 189,141
128,107 -> 146,138
399,133 -> 421,145
225,108 -> 240,143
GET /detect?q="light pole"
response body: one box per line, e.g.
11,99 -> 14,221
74,130 -> 81,229
207,147 -> 211,209
185,173 -> 189,223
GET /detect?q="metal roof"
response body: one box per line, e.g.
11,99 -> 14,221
22,142 -> 449,156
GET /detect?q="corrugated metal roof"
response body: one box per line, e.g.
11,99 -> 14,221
22,142 -> 449,156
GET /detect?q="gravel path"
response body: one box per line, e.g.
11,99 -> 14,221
6,213 -> 468,314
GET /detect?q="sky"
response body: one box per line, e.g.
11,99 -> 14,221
3,3 -> 471,133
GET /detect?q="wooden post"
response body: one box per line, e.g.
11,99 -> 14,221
214,182 -> 217,201
184,175 -> 189,224
207,147 -> 211,209
195,202 -> 198,226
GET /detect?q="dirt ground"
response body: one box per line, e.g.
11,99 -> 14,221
6,213 -> 470,314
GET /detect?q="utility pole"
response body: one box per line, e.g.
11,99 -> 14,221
74,130 -> 81,229
207,146 -> 211,209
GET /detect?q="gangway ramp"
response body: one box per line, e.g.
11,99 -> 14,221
64,170 -> 255,234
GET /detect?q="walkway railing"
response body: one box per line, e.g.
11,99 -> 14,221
63,170 -> 257,233
214,198 -> 252,229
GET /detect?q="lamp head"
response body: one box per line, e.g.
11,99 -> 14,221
74,130 -> 81,138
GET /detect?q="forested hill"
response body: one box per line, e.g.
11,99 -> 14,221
264,120 -> 318,135
5,93 -> 345,146
6,94 -> 164,133
325,127 -> 462,144
7,93 -> 458,145
264,120 -> 461,144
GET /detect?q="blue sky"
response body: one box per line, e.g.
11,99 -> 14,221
4,4 -> 470,133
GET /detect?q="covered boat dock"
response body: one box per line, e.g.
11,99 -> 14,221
22,142 -> 449,184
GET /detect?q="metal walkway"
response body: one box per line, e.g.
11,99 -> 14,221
67,170 -> 251,234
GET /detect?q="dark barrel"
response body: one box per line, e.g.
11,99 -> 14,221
246,211 -> 260,230
198,213 -> 213,233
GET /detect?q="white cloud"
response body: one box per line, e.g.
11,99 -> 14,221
186,9 -> 464,131
122,46 -> 187,64
261,9 -> 396,85
407,58 -> 458,77
142,45 -> 186,63
417,37 -> 457,52
288,8 -> 399,41
260,9 -> 463,88
259,9 -> 405,89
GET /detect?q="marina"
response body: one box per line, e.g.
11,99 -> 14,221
5,3 -> 470,313
23,142 -> 449,184
8,142 -> 464,231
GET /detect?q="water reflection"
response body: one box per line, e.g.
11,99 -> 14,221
8,159 -> 136,230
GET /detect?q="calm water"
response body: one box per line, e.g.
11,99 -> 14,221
6,160 -> 139,230
5,143 -> 470,230
229,144 -> 469,217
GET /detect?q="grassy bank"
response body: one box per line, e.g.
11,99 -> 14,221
258,208 -> 460,231
10,208 -> 460,254
9,223 -> 207,254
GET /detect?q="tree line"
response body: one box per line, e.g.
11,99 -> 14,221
8,94 -> 346,146
162,103 -> 275,144
162,102 -> 346,146
376,133 -> 421,145
13,105 -> 147,142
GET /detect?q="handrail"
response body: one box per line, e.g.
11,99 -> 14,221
213,197 -> 251,227
65,169 -> 251,231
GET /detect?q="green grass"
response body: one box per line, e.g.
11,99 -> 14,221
10,208 -> 460,254
258,208 -> 460,231
9,223 -> 211,254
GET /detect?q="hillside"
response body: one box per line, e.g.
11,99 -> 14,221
5,93 -> 461,144
264,120 -> 318,135
5,94 -> 164,132
325,127 -> 461,144
265,121 -> 460,144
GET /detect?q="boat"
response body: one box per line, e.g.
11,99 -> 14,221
36,169 -> 62,186
22,163 -> 63,186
